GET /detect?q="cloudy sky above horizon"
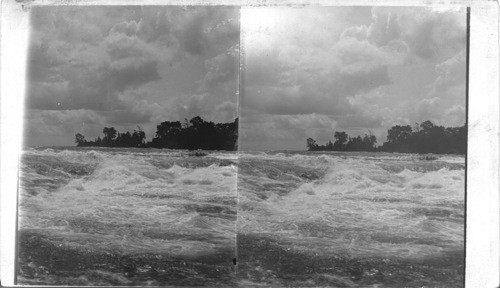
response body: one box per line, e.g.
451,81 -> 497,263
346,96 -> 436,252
25,6 -> 239,147
239,6 -> 466,151
25,6 -> 466,150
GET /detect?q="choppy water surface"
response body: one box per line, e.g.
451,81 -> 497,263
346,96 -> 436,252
237,151 -> 465,287
18,147 -> 237,286
18,148 -> 464,287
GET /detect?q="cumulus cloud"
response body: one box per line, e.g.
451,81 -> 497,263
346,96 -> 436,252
242,35 -> 406,117
350,7 -> 466,61
25,109 -> 105,142
26,5 -> 465,150
242,7 -> 415,118
203,49 -> 239,90
240,6 -> 466,150
403,9 -> 466,61
27,11 -> 166,112
25,6 -> 239,146
173,7 -> 239,56
433,50 -> 466,94
239,110 -> 338,150
444,105 -> 466,126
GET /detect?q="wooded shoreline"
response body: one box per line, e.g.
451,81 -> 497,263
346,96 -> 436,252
75,116 -> 238,151
307,120 -> 466,155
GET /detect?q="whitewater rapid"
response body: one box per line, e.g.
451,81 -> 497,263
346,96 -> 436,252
18,147 -> 238,286
18,148 -> 464,287
236,151 -> 464,287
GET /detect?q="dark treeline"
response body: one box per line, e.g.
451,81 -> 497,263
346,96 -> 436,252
75,116 -> 238,151
379,120 -> 466,154
149,116 -> 238,150
75,127 -> 146,148
307,131 -> 377,152
306,120 -> 466,155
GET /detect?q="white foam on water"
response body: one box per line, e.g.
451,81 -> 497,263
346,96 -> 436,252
19,148 -> 238,257
238,152 -> 465,262
20,148 -> 464,284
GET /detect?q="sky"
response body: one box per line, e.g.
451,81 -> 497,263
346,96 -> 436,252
239,6 -> 466,151
25,6 -> 239,147
24,6 -> 466,150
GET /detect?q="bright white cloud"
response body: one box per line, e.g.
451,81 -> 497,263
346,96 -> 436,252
240,6 -> 466,151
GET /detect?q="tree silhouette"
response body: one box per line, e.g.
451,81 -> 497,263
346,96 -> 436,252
75,116 -> 238,150
75,133 -> 86,146
379,120 -> 465,154
149,116 -> 237,150
306,138 -> 317,151
102,127 -> 117,145
306,120 -> 466,155
333,131 -> 348,151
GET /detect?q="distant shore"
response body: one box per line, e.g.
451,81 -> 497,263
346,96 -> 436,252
306,120 -> 466,155
74,116 -> 238,151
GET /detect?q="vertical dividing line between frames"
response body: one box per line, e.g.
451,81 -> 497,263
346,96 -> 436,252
235,5 -> 243,279
463,6 -> 470,288
14,166 -> 20,285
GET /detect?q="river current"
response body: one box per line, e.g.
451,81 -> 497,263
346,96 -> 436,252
18,147 -> 464,287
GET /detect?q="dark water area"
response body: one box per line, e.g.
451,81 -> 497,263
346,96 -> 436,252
19,229 -> 236,286
237,234 -> 463,287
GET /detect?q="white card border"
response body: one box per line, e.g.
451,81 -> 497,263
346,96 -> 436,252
1,1 -> 498,287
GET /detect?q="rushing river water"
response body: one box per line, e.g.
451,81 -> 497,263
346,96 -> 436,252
236,151 -> 464,287
18,147 -> 464,287
18,147 -> 238,286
